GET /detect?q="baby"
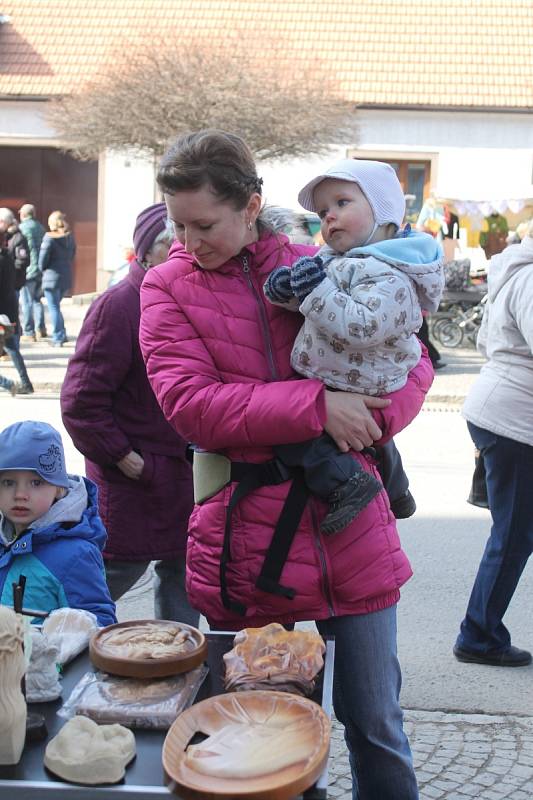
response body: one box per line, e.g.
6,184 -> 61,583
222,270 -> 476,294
0,420 -> 116,625
264,159 -> 444,534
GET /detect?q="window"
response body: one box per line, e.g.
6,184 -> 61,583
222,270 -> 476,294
380,160 -> 431,223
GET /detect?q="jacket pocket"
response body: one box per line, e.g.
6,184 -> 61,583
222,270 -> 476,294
42,269 -> 60,290
138,451 -> 155,486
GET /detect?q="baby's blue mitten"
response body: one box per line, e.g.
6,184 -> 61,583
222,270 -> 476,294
290,255 -> 326,301
264,266 -> 293,304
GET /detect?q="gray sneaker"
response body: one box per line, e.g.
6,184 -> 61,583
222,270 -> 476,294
321,472 -> 382,536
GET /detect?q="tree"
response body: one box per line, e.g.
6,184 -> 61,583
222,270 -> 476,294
47,42 -> 359,162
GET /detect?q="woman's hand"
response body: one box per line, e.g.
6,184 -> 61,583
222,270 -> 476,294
116,451 -> 144,480
324,390 -> 391,452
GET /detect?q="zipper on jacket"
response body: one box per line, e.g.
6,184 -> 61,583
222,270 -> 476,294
241,254 -> 280,380
310,500 -> 335,616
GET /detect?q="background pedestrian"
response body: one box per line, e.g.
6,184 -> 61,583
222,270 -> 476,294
0,207 -> 30,293
18,203 -> 47,341
39,210 -> 76,347
455,221 -> 533,667
0,210 -> 33,394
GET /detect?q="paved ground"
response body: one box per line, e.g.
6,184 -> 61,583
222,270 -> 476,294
0,298 -> 85,393
1,297 -> 531,800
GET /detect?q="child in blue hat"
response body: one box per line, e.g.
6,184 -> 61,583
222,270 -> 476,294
0,420 -> 116,626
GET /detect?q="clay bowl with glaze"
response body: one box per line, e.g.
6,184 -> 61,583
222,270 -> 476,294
162,689 -> 330,800
89,619 -> 207,679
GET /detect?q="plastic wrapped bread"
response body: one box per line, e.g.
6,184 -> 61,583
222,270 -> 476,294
42,608 -> 98,665
58,664 -> 208,729
26,628 -> 62,702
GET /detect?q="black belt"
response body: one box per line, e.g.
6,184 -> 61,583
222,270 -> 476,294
221,459 -> 309,615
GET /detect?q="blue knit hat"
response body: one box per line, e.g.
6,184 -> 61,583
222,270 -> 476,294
0,421 -> 69,488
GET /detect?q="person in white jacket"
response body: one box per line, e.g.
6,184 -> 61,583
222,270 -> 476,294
264,159 -> 444,535
455,221 -> 533,668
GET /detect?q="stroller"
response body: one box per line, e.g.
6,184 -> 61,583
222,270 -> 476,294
430,259 -> 488,348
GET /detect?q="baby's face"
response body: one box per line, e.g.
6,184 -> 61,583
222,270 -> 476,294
314,179 -> 375,253
0,470 -> 62,535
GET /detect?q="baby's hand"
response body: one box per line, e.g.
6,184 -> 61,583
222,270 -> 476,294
263,266 -> 293,304
290,256 -> 326,301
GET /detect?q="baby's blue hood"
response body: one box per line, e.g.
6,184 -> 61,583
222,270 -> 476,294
356,229 -> 443,265
323,229 -> 442,266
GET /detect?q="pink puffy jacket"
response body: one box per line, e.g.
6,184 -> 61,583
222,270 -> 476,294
140,230 -> 433,629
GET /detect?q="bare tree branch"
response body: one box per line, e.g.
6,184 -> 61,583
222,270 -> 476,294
47,40 -> 358,162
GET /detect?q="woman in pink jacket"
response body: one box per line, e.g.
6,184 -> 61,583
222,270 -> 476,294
140,130 -> 433,800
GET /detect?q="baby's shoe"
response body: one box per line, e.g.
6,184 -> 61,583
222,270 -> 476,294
321,472 -> 382,535
390,489 -> 417,519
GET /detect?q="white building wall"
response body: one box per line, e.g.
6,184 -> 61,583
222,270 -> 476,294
98,150 -> 157,289
258,109 -> 533,209
357,109 -> 533,149
259,144 -> 347,210
355,109 -> 533,201
0,100 -> 56,141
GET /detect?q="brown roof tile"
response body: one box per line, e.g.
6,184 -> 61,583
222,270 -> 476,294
0,0 -> 532,108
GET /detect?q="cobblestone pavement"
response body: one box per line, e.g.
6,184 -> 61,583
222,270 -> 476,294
329,711 -> 533,799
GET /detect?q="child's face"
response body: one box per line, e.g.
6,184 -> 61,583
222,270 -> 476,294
314,179 -> 375,253
0,470 -> 62,535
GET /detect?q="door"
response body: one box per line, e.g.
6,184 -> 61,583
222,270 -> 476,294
0,146 -> 98,294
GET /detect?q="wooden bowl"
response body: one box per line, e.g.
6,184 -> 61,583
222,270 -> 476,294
89,619 -> 207,679
162,690 -> 330,800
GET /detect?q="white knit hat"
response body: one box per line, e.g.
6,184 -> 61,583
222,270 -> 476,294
298,159 -> 406,228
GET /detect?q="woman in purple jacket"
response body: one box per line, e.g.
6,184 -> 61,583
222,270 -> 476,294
60,203 -> 198,625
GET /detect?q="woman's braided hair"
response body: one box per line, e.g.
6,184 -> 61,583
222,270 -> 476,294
157,129 -> 263,211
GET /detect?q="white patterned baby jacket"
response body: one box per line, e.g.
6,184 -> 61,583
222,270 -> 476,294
291,230 -> 444,394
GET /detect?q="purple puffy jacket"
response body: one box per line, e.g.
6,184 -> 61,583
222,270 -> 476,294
140,230 -> 433,628
61,260 -> 192,561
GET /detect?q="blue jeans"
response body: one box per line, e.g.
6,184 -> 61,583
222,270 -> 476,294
317,607 -> 418,800
4,334 -> 31,386
43,287 -> 66,344
456,422 -> 533,654
104,557 -> 200,627
21,279 -> 45,336
0,372 -> 15,393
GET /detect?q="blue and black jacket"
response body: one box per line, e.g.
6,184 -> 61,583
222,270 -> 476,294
0,476 -> 116,626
